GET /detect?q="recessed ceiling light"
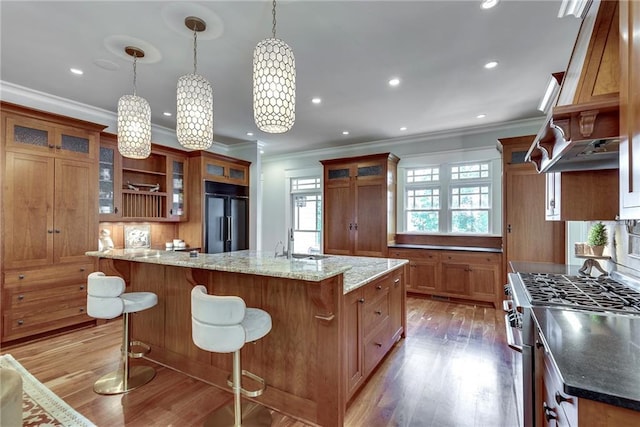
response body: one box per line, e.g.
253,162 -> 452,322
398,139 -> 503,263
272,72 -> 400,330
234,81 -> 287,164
163,112 -> 172,116
400,127 -> 407,131
388,78 -> 400,87
481,0 -> 500,10
247,132 -> 254,136
476,114 -> 487,119
311,97 -> 322,104
484,61 -> 499,69
342,131 -> 350,135
70,68 -> 83,75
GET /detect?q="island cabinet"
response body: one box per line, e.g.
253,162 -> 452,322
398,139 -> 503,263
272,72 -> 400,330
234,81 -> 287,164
93,252 -> 406,427
619,0 -> 640,219
98,133 -> 189,222
344,267 -> 404,401
321,153 -> 399,257
1,102 -> 103,343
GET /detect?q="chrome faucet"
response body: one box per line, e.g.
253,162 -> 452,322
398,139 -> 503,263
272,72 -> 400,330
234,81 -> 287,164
286,228 -> 294,260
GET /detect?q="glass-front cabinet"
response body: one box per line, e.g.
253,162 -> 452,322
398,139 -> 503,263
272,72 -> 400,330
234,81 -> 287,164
167,156 -> 187,221
98,134 -> 122,220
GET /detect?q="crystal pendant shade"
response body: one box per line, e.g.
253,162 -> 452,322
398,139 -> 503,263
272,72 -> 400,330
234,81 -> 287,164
176,73 -> 214,150
117,95 -> 151,159
253,37 -> 296,133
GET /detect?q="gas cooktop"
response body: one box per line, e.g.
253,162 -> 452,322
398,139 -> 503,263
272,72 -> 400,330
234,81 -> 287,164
517,272 -> 640,315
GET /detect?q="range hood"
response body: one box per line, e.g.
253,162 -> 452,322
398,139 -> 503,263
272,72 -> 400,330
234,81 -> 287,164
526,0 -> 620,173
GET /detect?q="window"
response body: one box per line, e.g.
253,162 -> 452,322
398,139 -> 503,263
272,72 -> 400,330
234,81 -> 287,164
405,168 -> 440,232
404,161 -> 493,234
291,177 -> 322,253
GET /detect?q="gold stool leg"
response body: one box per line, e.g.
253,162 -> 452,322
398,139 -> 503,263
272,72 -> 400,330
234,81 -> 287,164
93,312 -> 156,395
204,350 -> 271,427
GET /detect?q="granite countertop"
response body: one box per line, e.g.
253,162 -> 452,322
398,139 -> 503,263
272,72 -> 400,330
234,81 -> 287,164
86,249 -> 408,294
389,243 -> 502,253
532,307 -> 640,411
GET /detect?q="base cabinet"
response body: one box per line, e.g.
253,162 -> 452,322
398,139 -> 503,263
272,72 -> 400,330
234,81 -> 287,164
344,268 -> 405,401
389,248 -> 502,307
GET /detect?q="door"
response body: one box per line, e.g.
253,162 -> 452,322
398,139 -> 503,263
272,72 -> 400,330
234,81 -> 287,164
205,195 -> 226,254
230,197 -> 248,251
3,152 -> 54,269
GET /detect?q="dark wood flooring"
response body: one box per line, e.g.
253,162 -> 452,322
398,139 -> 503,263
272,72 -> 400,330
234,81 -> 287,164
1,296 -> 521,426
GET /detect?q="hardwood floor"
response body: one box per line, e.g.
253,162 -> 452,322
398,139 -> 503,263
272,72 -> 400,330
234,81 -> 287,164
1,296 -> 520,427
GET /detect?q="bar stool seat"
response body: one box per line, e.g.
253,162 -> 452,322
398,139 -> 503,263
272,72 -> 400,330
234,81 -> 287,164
191,285 -> 272,427
87,272 -> 157,395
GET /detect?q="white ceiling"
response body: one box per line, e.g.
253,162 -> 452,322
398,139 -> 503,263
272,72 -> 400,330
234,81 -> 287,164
0,1 -> 582,157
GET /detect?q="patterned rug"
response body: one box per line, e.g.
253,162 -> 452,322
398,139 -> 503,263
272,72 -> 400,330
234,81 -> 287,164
0,354 -> 95,427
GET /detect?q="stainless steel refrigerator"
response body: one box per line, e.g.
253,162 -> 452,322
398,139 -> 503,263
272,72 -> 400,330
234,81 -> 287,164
204,181 -> 249,254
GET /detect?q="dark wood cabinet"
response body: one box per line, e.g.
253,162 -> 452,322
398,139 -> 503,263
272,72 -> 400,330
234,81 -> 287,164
545,170 -> 619,221
321,153 -> 399,257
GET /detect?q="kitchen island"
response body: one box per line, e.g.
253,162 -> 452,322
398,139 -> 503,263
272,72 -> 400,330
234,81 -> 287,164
86,249 -> 408,426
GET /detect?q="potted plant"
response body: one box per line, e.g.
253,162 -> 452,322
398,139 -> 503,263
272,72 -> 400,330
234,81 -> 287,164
587,222 -> 608,256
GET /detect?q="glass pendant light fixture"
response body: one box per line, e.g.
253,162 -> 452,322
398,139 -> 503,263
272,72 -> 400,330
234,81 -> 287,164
117,46 -> 151,159
253,0 -> 296,133
176,16 -> 213,150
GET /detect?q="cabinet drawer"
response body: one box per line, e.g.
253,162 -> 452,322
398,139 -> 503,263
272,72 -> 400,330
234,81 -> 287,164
4,262 -> 94,287
364,277 -> 391,302
441,251 -> 500,264
5,282 -> 87,310
2,299 -> 90,341
364,317 -> 391,375
543,351 -> 577,426
363,291 -> 389,337
388,248 -> 440,261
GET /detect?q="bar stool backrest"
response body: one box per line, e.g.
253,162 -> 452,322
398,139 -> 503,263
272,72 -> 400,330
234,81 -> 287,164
191,285 -> 247,353
87,272 -> 125,319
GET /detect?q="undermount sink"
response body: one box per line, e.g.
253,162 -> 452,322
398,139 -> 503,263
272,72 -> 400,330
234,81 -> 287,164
291,254 -> 329,260
129,250 -> 162,259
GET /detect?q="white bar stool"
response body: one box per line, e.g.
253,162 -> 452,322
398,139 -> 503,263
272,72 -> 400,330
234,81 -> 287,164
191,285 -> 272,427
87,272 -> 157,395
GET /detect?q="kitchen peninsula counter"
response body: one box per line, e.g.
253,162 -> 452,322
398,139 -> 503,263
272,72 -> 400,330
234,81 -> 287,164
87,249 -> 408,426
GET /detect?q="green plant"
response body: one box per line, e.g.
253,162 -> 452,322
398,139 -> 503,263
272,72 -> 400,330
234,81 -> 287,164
587,222 -> 608,246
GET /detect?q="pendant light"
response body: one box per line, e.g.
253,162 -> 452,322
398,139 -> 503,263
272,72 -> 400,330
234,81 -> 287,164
176,16 -> 213,150
253,0 -> 296,133
117,46 -> 151,159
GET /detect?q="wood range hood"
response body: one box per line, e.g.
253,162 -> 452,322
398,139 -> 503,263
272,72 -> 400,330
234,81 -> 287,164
526,0 -> 620,173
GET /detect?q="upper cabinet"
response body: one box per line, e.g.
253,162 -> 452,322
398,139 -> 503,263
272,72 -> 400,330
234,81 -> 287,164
619,0 -> 640,219
199,152 -> 250,186
321,153 -> 399,257
98,133 -> 189,222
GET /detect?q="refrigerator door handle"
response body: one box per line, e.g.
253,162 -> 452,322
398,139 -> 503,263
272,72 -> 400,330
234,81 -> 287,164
227,216 -> 232,242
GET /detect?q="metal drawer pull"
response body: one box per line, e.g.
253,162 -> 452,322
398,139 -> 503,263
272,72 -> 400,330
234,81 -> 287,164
543,402 -> 557,421
358,298 -> 365,304
79,285 -> 85,290
376,285 -> 382,290
18,274 -> 25,280
17,295 -> 24,300
17,320 -> 24,326
374,342 -> 382,347
503,300 -> 514,312
375,310 -> 382,315
79,308 -> 84,312
80,267 -> 85,272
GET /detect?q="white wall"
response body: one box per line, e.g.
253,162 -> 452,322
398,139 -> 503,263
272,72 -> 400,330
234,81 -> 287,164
260,118 -> 544,252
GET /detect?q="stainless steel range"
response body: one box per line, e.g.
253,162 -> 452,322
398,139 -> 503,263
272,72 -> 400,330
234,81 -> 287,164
504,270 -> 640,427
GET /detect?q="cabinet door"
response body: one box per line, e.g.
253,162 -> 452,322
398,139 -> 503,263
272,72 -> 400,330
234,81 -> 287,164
620,0 -> 640,219
325,163 -> 353,187
440,262 -> 469,296
410,259 -> 439,293
324,184 -> 353,255
54,158 -> 98,264
168,156 -> 188,221
4,115 -> 57,155
98,142 -> 122,219
388,270 -> 404,342
3,152 -> 55,269
55,126 -> 96,160
226,162 -> 249,186
354,180 -> 386,256
344,288 -> 364,399
468,262 -> 500,303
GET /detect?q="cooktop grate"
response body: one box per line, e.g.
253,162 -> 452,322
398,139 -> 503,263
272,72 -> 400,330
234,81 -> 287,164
517,273 -> 640,314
